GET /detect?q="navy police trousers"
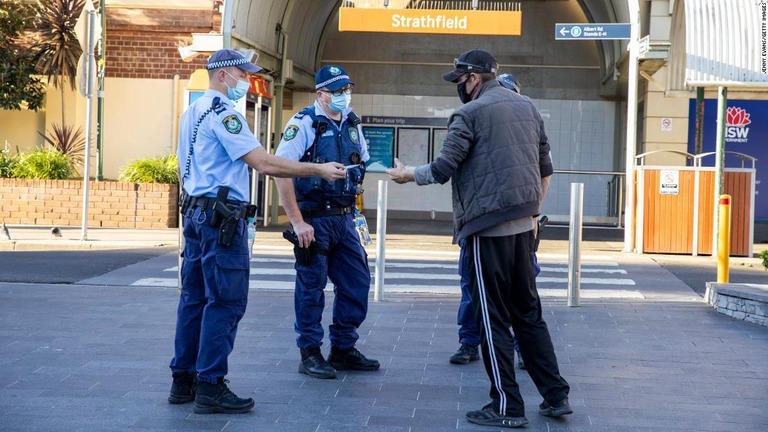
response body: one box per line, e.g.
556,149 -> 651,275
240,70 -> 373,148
170,206 -> 250,384
457,239 -> 481,347
294,213 -> 371,350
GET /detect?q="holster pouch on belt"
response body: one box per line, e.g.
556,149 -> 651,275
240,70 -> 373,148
245,204 -> 257,220
179,190 -> 191,215
209,187 -> 230,228
283,229 -> 316,266
217,211 -> 239,247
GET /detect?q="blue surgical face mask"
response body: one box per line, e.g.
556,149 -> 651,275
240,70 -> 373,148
224,70 -> 250,101
329,93 -> 351,112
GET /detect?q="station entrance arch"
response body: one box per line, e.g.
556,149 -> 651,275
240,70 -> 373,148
227,0 -> 632,225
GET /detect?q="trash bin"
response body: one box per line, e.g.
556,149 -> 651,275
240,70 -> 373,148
634,150 -> 756,256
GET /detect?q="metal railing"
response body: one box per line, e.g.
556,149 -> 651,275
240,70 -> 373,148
551,169 -> 626,227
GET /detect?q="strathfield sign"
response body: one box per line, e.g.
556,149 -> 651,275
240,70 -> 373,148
338,8 -> 522,36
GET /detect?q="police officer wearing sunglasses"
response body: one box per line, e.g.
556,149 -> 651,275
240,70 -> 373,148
275,65 -> 379,380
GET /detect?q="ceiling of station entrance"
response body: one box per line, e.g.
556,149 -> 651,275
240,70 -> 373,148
231,0 -> 628,90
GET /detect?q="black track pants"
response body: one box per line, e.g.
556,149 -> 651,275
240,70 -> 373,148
468,232 -> 570,416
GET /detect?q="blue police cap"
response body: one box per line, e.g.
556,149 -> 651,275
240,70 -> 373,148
206,49 -> 262,73
315,65 -> 354,91
498,73 -> 521,93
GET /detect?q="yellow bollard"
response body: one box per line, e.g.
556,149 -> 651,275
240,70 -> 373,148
716,194 -> 731,283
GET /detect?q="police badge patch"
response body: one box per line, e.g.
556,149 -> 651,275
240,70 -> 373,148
284,125 -> 299,141
348,127 -> 359,143
222,115 -> 242,134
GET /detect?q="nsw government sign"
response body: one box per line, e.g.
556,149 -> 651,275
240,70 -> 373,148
688,99 -> 768,221
555,23 -> 631,40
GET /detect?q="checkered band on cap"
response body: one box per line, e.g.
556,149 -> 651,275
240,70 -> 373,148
206,57 -> 249,70
315,74 -> 350,90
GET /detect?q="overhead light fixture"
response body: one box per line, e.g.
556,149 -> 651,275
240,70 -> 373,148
178,43 -> 200,62
237,48 -> 259,65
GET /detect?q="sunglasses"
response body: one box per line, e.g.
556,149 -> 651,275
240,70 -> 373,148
454,59 -> 486,72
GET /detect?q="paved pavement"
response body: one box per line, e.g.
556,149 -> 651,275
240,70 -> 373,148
0,221 -> 767,431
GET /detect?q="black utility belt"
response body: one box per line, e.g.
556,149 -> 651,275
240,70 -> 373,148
187,195 -> 244,211
300,206 -> 354,219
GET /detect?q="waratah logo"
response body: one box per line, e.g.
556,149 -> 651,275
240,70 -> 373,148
725,106 -> 751,143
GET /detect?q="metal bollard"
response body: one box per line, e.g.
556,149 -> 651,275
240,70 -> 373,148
567,183 -> 583,307
717,194 -> 731,283
373,180 -> 388,302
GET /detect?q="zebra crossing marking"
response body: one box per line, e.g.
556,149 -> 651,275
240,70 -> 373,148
132,254 -> 640,298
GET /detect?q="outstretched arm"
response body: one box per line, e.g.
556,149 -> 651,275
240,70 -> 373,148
241,147 -> 346,181
386,158 -> 415,184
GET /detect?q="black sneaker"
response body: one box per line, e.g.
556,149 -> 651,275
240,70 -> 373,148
299,347 -> 337,379
539,398 -> 573,418
193,378 -> 254,414
328,346 -> 380,371
168,372 -> 196,404
450,344 -> 480,365
466,402 -> 528,428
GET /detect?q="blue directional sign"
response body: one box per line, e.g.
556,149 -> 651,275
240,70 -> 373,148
555,23 -> 631,40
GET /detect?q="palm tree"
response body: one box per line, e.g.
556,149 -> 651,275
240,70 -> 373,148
35,0 -> 86,170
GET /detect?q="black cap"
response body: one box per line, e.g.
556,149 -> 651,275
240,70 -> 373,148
443,49 -> 498,83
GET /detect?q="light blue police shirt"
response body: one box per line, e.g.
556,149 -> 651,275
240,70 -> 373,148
276,101 -> 370,163
177,89 -> 259,203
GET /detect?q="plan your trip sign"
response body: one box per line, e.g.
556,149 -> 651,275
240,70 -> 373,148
688,99 -> 767,221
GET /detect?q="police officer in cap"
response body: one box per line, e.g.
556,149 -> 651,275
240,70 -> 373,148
170,49 -> 346,414
275,65 -> 379,379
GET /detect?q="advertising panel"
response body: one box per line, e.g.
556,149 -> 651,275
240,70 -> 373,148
688,99 -> 766,220
363,126 -> 395,172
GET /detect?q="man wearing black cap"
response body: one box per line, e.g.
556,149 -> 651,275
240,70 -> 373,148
275,65 -> 379,380
451,72 -> 527,369
388,49 -> 571,428
170,49 -> 346,414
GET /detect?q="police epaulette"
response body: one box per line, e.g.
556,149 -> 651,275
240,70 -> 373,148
293,113 -> 306,120
211,97 -> 226,115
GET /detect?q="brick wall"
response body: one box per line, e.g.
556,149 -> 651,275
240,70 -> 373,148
106,7 -> 219,80
0,179 -> 178,228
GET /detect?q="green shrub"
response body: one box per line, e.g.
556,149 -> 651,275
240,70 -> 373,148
759,250 -> 768,271
12,148 -> 73,179
118,155 -> 179,184
0,147 -> 19,177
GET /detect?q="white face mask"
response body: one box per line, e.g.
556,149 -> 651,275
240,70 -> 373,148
223,70 -> 250,101
329,93 -> 351,112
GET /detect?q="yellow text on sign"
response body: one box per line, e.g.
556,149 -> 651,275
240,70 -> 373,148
339,8 -> 522,36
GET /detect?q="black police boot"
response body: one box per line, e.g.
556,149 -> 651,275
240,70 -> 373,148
328,346 -> 380,371
450,344 -> 480,365
193,378 -> 254,414
168,372 -> 196,404
299,347 -> 337,379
